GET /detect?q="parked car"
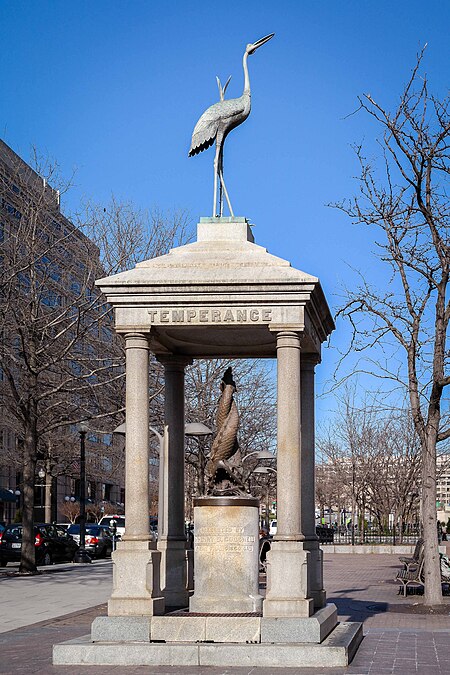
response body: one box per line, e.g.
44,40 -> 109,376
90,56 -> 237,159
98,515 -> 125,538
269,519 -> 277,536
67,524 -> 113,558
0,523 -> 79,566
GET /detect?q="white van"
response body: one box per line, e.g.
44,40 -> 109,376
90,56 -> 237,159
99,515 -> 125,538
269,519 -> 277,536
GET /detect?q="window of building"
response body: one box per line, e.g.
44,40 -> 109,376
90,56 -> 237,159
103,483 -> 112,501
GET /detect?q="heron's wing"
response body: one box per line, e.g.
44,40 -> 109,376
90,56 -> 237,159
188,97 -> 246,157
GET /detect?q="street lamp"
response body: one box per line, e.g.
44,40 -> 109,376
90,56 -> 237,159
252,466 -> 277,529
112,421 -> 213,536
252,466 -> 277,475
14,489 -> 21,521
73,421 -> 92,564
36,467 -> 46,521
185,422 -> 213,437
243,450 -> 275,462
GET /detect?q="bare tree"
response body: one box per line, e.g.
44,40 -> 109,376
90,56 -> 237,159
0,149 -> 121,573
335,50 -> 449,603
318,390 -> 380,539
0,146 -> 193,573
79,199 -> 192,277
60,500 -> 79,524
317,388 -> 422,543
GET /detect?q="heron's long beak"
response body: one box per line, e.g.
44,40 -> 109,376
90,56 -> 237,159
248,33 -> 274,55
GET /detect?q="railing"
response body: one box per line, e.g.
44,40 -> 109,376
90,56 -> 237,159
318,524 -> 420,546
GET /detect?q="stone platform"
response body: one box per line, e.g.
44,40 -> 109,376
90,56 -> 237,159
53,621 -> 362,668
53,606 -> 363,668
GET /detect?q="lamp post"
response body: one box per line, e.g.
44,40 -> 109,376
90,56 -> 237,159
73,422 -> 92,564
36,467 -> 46,521
14,489 -> 21,523
184,422 -> 213,523
252,466 -> 277,530
112,421 -> 213,536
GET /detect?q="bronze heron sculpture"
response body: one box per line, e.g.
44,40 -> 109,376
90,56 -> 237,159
189,33 -> 274,218
206,367 -> 246,496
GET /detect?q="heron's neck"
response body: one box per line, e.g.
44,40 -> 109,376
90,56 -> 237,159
243,52 -> 250,95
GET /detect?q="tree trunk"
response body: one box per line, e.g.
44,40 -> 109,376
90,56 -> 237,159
422,432 -> 442,605
19,424 -> 38,574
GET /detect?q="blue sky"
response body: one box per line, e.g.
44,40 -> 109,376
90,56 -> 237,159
1,0 -> 448,420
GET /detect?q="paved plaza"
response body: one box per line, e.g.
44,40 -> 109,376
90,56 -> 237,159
0,552 -> 449,674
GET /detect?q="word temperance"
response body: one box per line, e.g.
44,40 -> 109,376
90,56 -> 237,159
147,307 -> 272,324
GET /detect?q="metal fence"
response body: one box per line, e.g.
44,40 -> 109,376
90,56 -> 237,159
318,525 -> 421,546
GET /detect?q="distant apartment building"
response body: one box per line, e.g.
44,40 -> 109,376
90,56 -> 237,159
0,139 -> 124,524
437,454 -> 450,522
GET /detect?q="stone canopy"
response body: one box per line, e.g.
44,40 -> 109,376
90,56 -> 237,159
96,217 -> 334,359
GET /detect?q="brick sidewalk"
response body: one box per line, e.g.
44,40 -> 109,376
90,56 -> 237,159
0,553 -> 449,674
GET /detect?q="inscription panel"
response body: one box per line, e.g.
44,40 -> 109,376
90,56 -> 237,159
190,503 -> 262,613
196,525 -> 255,553
147,307 -> 273,325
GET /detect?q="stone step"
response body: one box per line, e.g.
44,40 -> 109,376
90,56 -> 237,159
53,621 -> 363,668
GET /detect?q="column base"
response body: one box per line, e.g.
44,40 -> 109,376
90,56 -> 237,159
108,540 -> 165,616
158,538 -> 189,608
302,540 -> 326,610
263,540 -> 313,618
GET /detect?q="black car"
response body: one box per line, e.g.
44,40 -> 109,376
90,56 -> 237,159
66,524 -> 113,558
0,523 -> 79,566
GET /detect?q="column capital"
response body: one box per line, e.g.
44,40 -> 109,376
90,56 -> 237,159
124,332 -> 150,350
301,353 -> 320,370
157,354 -> 193,371
276,330 -> 301,350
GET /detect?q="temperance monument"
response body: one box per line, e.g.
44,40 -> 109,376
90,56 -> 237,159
54,33 -> 362,668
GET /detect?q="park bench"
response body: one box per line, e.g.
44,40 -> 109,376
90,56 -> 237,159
398,538 -> 424,572
396,552 -> 425,596
396,551 -> 450,596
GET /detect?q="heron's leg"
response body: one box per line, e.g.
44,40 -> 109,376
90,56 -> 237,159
218,147 -> 234,217
213,143 -> 220,217
219,148 -> 224,217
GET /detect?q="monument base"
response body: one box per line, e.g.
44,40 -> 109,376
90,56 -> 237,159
53,617 -> 363,668
107,539 -> 165,616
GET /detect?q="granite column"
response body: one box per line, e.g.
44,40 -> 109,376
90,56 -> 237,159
108,333 -> 164,616
301,355 -> 326,610
157,356 -> 191,608
263,331 -> 313,617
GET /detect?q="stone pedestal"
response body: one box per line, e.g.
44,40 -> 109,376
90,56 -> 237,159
189,497 -> 263,614
263,541 -> 314,617
108,540 -> 164,616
